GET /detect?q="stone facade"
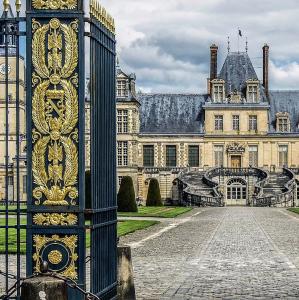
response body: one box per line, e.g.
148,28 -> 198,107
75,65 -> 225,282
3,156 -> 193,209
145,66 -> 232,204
113,45 -> 299,205
0,15 -> 27,202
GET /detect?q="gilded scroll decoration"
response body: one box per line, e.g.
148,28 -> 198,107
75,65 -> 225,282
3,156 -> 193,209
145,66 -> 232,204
31,18 -> 79,206
33,213 -> 78,225
33,234 -> 78,279
32,0 -> 77,10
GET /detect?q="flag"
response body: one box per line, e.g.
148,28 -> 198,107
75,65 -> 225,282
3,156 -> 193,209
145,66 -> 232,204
239,29 -> 242,37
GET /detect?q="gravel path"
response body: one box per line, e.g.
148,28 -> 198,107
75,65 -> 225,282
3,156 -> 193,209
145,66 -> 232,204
120,207 -> 299,299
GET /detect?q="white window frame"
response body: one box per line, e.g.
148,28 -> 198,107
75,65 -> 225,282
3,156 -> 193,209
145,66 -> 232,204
277,117 -> 289,132
249,115 -> 257,131
117,109 -> 128,133
278,145 -> 288,167
215,115 -> 223,131
214,145 -> 224,167
117,80 -> 128,97
248,145 -> 258,167
247,85 -> 258,102
117,141 -> 128,166
232,115 -> 240,131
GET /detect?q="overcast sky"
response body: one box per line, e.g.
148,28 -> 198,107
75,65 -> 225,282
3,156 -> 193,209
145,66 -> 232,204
2,1 -> 299,93
100,0 -> 299,93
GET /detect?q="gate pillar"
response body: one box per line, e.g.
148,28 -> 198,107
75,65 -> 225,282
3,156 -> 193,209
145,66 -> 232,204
26,0 -> 86,297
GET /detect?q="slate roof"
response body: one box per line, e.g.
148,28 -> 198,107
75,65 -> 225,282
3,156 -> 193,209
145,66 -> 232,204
218,52 -> 265,99
117,51 -> 299,135
269,91 -> 299,133
138,94 -> 207,134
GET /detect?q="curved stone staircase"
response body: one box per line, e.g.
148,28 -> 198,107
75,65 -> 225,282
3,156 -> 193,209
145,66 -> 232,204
177,167 -> 296,207
254,168 -> 295,207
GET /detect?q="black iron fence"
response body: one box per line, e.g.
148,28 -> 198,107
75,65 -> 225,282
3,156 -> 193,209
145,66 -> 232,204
0,1 -> 117,299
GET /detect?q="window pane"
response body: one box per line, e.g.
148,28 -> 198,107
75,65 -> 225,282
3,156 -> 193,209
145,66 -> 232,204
166,145 -> 176,167
278,145 -> 288,167
143,145 -> 154,167
215,115 -> 223,131
214,146 -> 224,167
232,115 -> 240,130
188,146 -> 199,167
249,145 -> 258,167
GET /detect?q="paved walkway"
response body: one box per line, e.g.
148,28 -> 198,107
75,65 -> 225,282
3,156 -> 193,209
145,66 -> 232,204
120,207 -> 299,299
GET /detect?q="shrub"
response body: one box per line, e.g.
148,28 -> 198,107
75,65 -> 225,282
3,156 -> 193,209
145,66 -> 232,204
117,176 -> 137,212
146,178 -> 162,206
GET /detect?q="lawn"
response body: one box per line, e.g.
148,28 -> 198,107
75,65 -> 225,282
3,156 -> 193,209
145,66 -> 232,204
287,208 -> 299,214
0,219 -> 158,254
118,206 -> 192,218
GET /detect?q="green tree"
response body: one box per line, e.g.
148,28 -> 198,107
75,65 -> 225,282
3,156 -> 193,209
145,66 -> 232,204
117,176 -> 137,212
146,178 -> 162,206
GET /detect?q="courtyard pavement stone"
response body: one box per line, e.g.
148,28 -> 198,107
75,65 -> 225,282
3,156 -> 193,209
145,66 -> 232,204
120,207 -> 299,299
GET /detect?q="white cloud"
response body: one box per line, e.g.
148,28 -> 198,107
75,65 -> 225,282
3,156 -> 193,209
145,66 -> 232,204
270,61 -> 299,90
99,0 -> 299,93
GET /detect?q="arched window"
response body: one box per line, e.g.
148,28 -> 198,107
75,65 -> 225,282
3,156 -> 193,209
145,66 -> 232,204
227,178 -> 247,200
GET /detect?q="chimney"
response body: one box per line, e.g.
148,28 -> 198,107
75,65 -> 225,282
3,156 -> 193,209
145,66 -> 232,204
209,44 -> 218,94
263,44 -> 269,96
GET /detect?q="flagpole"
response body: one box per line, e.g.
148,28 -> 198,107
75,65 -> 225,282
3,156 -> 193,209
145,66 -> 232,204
238,27 -> 240,54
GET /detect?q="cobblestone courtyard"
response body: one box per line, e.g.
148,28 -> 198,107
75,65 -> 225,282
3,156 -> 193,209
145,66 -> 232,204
120,207 -> 299,299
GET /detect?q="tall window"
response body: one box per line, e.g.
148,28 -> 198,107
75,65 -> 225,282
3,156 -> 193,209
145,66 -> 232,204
166,145 -> 176,167
188,145 -> 199,167
278,145 -> 288,167
143,145 -> 154,167
215,115 -> 223,131
213,85 -> 224,102
248,85 -> 258,102
23,175 -> 27,193
214,145 -> 224,167
232,115 -> 240,131
117,141 -> 128,166
248,146 -> 258,167
117,109 -> 128,133
277,117 -> 289,132
117,80 -> 128,97
249,115 -> 257,131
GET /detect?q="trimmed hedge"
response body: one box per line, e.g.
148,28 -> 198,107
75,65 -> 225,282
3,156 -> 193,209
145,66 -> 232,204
117,176 -> 137,212
146,178 -> 162,206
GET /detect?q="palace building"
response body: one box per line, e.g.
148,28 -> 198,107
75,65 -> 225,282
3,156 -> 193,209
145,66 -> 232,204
115,44 -> 299,207
0,7 -> 27,202
1,6 -> 299,207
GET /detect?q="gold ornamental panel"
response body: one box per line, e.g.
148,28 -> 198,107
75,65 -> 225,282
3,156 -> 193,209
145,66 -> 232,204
31,18 -> 79,206
33,234 -> 78,279
33,213 -> 78,225
32,0 -> 78,10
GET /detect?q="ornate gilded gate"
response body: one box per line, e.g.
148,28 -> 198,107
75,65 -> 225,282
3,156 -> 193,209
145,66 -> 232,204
0,0 -> 117,299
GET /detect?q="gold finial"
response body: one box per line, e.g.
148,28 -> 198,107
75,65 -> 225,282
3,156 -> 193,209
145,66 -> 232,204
90,0 -> 94,16
3,0 -> 10,11
15,0 -> 21,12
96,1 -> 100,21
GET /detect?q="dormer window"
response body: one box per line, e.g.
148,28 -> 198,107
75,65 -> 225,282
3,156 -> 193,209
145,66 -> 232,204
117,80 -> 128,97
276,112 -> 290,132
211,79 -> 225,102
246,80 -> 259,103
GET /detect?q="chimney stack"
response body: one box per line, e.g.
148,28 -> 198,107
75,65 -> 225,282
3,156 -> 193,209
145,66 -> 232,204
209,44 -> 218,94
210,44 -> 218,81
263,44 -> 269,96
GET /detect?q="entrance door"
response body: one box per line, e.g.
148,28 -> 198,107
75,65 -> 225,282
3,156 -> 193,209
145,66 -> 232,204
231,155 -> 241,168
226,178 -> 247,205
